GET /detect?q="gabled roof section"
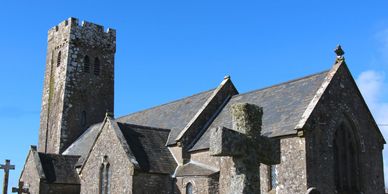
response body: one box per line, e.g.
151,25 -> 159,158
118,123 -> 176,174
174,162 -> 219,177
116,89 -> 216,145
64,89 -> 215,167
191,70 -> 329,151
79,116 -> 139,174
63,123 -> 102,157
37,153 -> 80,184
175,77 -> 238,147
20,146 -> 46,181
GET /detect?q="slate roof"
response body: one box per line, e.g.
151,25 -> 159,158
64,70 -> 329,168
64,89 -> 214,160
117,123 -> 176,174
190,70 -> 329,151
116,89 -> 215,145
62,123 -> 102,166
175,162 -> 219,177
38,153 -> 80,184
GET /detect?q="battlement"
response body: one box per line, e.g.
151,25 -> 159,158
48,17 -> 116,38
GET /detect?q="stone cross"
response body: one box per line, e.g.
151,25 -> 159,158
11,182 -> 28,194
210,103 -> 280,194
0,159 -> 15,194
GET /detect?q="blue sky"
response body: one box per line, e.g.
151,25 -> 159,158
0,0 -> 387,191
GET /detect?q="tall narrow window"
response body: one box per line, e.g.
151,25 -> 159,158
84,55 -> 90,73
94,57 -> 100,76
186,182 -> 193,194
334,122 -> 360,193
268,165 -> 277,191
57,51 -> 62,67
99,156 -> 111,194
81,111 -> 86,127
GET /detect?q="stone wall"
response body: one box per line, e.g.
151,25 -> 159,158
20,151 -> 41,194
80,119 -> 134,194
303,62 -> 385,194
176,175 -> 219,194
257,137 -> 307,194
276,137 -> 307,194
40,183 -> 80,194
133,173 -> 172,194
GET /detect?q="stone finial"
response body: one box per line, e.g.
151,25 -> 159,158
105,111 -> 114,118
30,145 -> 37,151
334,45 -> 345,60
224,75 -> 231,80
231,103 -> 263,137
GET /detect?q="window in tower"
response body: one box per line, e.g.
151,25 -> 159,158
94,57 -> 100,76
84,55 -> 90,73
81,111 -> 87,127
57,51 -> 62,67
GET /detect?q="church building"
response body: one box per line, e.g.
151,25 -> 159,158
17,18 -> 385,194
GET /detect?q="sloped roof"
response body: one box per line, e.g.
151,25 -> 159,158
38,153 -> 80,184
65,70 -> 329,165
117,123 -> 176,174
63,123 -> 102,159
64,89 -> 214,159
191,70 -> 329,151
116,89 -> 215,145
175,162 -> 219,177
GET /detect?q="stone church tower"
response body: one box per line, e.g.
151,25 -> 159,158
38,18 -> 116,154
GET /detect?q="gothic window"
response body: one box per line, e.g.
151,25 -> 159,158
94,57 -> 100,76
84,55 -> 90,73
186,182 -> 193,194
57,51 -> 62,67
268,165 -> 277,191
99,156 -> 111,194
334,122 -> 360,193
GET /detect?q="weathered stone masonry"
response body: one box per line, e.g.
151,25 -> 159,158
38,17 -> 116,154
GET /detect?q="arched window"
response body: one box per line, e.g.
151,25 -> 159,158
334,121 -> 360,193
84,55 -> 90,73
57,51 -> 62,67
268,165 -> 277,191
186,182 -> 193,194
94,57 -> 100,76
99,156 -> 111,194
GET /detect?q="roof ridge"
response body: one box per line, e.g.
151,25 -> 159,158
237,70 -> 330,97
116,88 -> 216,120
117,122 -> 171,132
39,153 -> 80,158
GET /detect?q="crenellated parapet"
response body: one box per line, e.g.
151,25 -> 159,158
47,17 -> 116,52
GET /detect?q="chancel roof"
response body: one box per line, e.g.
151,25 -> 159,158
190,70 -> 329,151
